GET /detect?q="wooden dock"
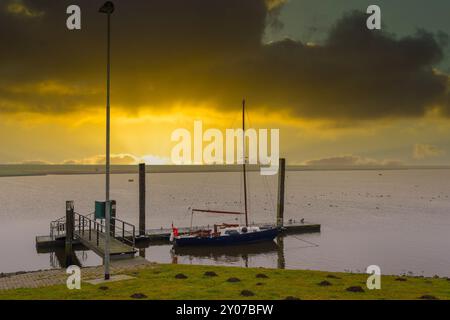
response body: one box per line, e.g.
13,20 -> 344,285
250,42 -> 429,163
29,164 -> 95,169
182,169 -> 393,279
37,209 -> 137,260
36,231 -> 136,259
37,221 -> 320,250
74,229 -> 136,259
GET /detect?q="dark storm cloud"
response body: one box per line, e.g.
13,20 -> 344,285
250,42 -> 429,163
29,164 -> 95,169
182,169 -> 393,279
0,1 -> 449,120
245,11 -> 450,119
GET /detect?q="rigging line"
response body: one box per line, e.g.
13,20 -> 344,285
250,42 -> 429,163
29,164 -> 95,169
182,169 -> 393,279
290,235 -> 319,247
261,175 -> 270,217
285,172 -> 290,210
245,103 -> 276,221
248,170 -> 253,223
221,110 -> 243,216
283,244 -> 318,249
245,100 -> 253,129
243,103 -> 251,222
270,177 -> 276,214
243,157 -> 251,223
245,157 -> 254,223
194,110 -> 240,212
242,99 -> 249,226
239,168 -> 244,225
264,175 -> 276,217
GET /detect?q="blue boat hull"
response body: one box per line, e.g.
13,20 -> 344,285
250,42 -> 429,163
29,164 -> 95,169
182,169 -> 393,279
174,228 -> 279,247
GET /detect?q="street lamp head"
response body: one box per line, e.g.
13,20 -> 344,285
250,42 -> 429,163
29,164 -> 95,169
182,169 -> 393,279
99,1 -> 114,14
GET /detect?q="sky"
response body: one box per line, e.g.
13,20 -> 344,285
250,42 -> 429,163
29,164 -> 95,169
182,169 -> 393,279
1,0 -> 450,166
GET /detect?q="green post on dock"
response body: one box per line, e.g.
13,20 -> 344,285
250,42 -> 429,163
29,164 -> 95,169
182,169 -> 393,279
276,158 -> 286,228
65,200 -> 75,266
139,163 -> 146,236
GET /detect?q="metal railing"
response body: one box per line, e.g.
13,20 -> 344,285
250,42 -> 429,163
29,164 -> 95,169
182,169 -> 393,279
50,216 -> 66,239
112,217 -> 136,248
73,212 -> 135,249
73,212 -> 101,246
50,212 -> 95,239
50,212 -> 136,250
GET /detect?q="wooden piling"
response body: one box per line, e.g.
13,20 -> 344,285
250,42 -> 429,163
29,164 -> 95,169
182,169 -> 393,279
139,163 -> 146,236
65,200 -> 74,265
277,235 -> 286,269
276,158 -> 286,228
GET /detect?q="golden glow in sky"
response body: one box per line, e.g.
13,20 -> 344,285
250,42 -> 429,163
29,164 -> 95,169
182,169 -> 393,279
1,0 -> 450,166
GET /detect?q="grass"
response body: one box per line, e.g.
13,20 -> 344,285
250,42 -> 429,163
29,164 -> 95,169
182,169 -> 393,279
1,264 -> 450,300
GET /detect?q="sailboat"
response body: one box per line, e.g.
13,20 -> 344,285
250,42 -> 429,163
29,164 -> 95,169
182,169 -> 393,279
172,99 -> 280,247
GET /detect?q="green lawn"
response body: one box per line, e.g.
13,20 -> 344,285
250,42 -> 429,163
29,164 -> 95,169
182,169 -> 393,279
1,264 -> 449,300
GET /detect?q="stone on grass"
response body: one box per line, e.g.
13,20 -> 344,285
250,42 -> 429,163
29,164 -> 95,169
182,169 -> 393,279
227,277 -> 241,283
240,290 -> 255,297
130,293 -> 147,299
346,286 -> 365,293
175,273 -> 188,279
395,277 -> 407,282
327,274 -> 341,279
318,280 -> 332,287
419,295 -> 439,300
98,286 -> 108,290
284,296 -> 300,300
204,271 -> 218,277
256,282 -> 264,286
256,273 -> 268,279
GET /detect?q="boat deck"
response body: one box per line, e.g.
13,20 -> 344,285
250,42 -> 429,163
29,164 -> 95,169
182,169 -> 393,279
144,221 -> 320,241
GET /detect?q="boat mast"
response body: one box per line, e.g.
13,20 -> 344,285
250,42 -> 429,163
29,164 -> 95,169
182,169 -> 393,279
242,99 -> 249,227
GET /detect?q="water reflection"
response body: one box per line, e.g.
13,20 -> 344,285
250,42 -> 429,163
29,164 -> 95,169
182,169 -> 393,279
170,238 -> 283,268
139,248 -> 146,259
47,248 -> 90,269
276,236 -> 285,269
39,234 -> 310,270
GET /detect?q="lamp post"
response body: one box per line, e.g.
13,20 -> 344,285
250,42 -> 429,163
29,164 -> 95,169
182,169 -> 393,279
99,0 -> 114,281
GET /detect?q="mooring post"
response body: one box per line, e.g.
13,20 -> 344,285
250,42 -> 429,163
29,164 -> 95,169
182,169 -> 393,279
139,163 -> 146,236
277,235 -> 286,269
276,158 -> 286,228
65,200 -> 74,266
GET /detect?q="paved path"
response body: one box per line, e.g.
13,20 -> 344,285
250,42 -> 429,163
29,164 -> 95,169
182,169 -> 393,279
0,257 -> 153,291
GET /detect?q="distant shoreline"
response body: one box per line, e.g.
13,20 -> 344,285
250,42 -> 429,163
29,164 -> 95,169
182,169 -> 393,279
1,164 -> 450,178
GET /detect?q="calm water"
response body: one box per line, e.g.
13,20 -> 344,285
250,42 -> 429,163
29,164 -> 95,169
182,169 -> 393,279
0,170 -> 449,276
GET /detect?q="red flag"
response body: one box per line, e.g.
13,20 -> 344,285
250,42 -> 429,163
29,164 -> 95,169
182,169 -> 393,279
171,223 -> 179,237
